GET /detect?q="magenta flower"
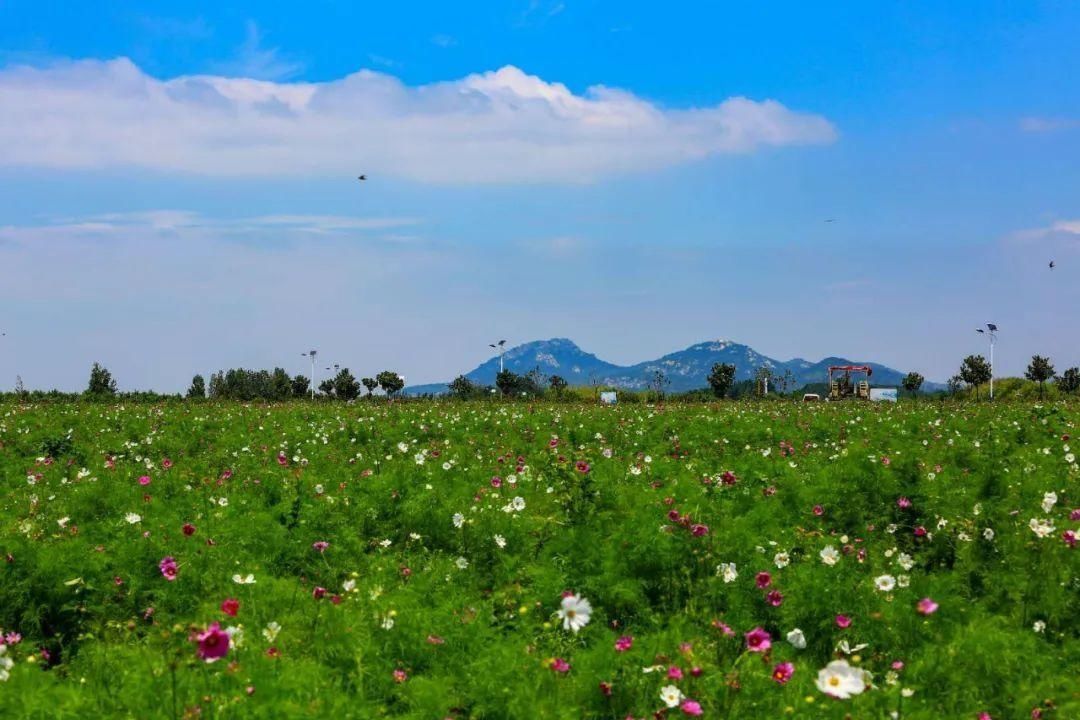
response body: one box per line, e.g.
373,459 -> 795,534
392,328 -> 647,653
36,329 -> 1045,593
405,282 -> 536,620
680,700 -> 703,716
755,571 -> 772,588
159,556 -> 178,581
575,461 -> 591,473
392,669 -> 408,683
161,459 -> 173,470
615,635 -> 633,652
490,476 -> 502,488
667,665 -> 683,680
771,662 -> 794,684
812,504 -> 824,516
745,627 -> 772,653
917,597 -> 939,615
897,496 -> 912,509
551,657 -> 570,673
766,590 -> 784,607
194,622 -> 230,662
835,614 -> 852,628
1063,530 -> 1077,548
138,475 -> 151,486
312,541 -> 330,553
221,598 -> 240,617
690,524 -> 709,536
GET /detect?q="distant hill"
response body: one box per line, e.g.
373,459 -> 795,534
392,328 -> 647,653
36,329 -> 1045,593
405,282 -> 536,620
405,338 -> 934,395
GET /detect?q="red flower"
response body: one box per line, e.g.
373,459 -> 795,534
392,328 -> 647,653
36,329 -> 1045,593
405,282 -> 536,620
221,598 -> 240,617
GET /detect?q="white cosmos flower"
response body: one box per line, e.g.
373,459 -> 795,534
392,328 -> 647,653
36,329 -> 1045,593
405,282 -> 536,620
717,562 -> 738,583
816,659 -> 871,699
774,552 -> 790,568
1041,491 -> 1058,513
125,512 -> 142,524
511,496 -> 526,511
1033,620 -> 1046,633
897,553 -> 914,571
452,513 -> 465,528
874,575 -> 896,592
342,579 -> 357,593
262,621 -> 281,642
786,628 -> 806,649
494,534 -> 507,549
659,684 -> 684,708
1029,518 -> 1055,538
557,594 -> 592,633
820,545 -> 840,566
232,573 -> 256,585
455,556 -> 469,569
983,528 -> 995,541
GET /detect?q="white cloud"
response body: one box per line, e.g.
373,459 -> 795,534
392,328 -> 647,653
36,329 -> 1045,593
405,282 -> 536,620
0,58 -> 836,183
1019,116 -> 1080,133
210,21 -> 305,80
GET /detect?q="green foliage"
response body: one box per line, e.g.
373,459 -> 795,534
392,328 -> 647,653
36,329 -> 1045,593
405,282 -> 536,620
902,371 -> 925,396
1057,367 -> 1080,395
331,368 -> 361,401
361,377 -> 378,396
291,374 -> 311,398
376,370 -> 405,397
0,400 -> 1077,719
84,362 -> 117,398
186,374 -> 206,399
707,362 -> 736,398
207,367 -> 295,401
959,355 -> 992,399
1025,355 -> 1055,399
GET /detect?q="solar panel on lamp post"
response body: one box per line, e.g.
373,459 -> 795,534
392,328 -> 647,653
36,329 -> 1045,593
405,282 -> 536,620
976,325 -> 997,400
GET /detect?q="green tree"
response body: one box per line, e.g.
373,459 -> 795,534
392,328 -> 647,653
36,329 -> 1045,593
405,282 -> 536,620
448,375 -> 476,399
707,362 -> 736,399
318,379 -> 335,396
1056,367 -> 1080,395
649,369 -> 670,401
1025,355 -> 1055,400
291,374 -> 310,398
947,375 -> 963,396
495,369 -> 519,396
376,371 -> 405,398
270,368 -> 292,400
332,368 -> 361,401
548,375 -> 568,397
901,371 -> 925,397
187,374 -> 206,399
361,377 -> 378,396
86,362 -> 118,398
959,355 -> 992,400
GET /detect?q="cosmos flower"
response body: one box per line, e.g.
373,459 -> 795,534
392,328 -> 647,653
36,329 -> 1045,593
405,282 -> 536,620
786,628 -> 807,649
194,622 -> 230,662
874,575 -> 897,592
745,627 -> 771,653
557,594 -> 592,633
159,556 -> 178,581
816,659 -> 870,699
772,662 -> 795,684
917,597 -> 939,615
680,699 -> 703,716
660,684 -> 685,708
820,545 -> 840,566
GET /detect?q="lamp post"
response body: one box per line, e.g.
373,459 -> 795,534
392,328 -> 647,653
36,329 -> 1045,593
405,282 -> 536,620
301,350 -> 317,400
489,340 -> 507,373
975,324 -> 997,400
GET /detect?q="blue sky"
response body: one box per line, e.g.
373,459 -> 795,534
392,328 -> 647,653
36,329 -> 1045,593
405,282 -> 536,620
1,0 -> 1079,390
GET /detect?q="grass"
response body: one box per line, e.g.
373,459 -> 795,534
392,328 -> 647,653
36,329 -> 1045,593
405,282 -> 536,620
0,398 -> 1076,718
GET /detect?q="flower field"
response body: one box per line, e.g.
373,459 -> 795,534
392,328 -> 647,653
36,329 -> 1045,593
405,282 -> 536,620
0,399 -> 1077,719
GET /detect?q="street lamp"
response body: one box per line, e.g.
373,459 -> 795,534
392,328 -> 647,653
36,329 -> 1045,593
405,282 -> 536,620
975,324 -> 997,400
489,339 -> 507,373
301,350 -> 317,400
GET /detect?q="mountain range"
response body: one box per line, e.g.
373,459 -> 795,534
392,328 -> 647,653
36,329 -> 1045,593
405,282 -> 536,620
405,338 -> 931,395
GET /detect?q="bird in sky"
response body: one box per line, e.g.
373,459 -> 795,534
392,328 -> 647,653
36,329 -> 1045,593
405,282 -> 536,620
357,175 -> 367,181
1049,260 -> 1055,269
824,218 -> 837,223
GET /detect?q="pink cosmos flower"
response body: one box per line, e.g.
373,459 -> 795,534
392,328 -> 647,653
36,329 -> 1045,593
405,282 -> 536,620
195,622 -> 230,662
978,714 -> 993,720
667,666 -> 683,680
159,556 -> 178,581
490,476 -> 502,488
551,657 -> 570,673
615,636 -> 633,652
755,572 -> 772,588
277,453 -> 288,466
161,459 -> 173,470
690,524 -> 709,536
599,681 -> 613,696
914,526 -> 928,537
221,598 -> 240,617
312,586 -> 327,599
575,461 -> 591,474
813,504 -> 824,516
771,662 -> 794,684
711,620 -> 735,636
680,700 -> 703,716
917,597 -> 939,615
182,523 -> 196,536
1063,530 -> 1077,548
312,541 -> 330,552
835,614 -> 852,628
138,475 -> 151,486
745,627 -> 772,652
4,632 -> 21,645
392,669 -> 408,683
720,470 -> 737,485
766,590 -> 784,607
897,496 -> 912,509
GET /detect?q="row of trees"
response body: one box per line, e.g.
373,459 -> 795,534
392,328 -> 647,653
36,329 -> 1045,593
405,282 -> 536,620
946,354 -> 1078,400
186,368 -> 406,401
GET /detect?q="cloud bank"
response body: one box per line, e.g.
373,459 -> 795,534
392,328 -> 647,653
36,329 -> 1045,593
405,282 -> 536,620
0,58 -> 836,183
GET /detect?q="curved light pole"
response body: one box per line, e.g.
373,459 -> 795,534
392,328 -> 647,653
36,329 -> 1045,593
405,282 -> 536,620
975,324 -> 997,400
489,339 -> 507,373
301,350 -> 317,400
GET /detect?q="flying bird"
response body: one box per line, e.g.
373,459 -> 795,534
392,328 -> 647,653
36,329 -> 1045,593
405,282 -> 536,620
357,175 -> 367,181
824,218 -> 837,223
1049,260 -> 1055,269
